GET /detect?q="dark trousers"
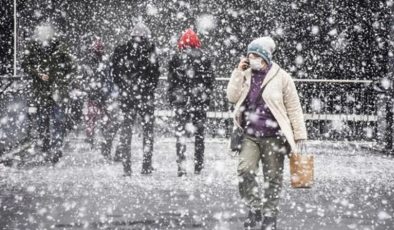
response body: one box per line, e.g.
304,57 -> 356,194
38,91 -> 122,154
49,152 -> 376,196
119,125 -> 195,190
36,102 -> 66,159
117,101 -> 155,173
99,105 -> 119,160
174,106 -> 207,171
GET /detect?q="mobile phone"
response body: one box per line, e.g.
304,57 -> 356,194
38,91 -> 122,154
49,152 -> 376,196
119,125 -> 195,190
243,59 -> 250,70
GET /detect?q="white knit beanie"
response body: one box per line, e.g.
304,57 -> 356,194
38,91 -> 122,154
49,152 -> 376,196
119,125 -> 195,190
247,36 -> 276,65
131,22 -> 152,38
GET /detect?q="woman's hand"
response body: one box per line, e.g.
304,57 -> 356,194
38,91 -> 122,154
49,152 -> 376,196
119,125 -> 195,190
237,57 -> 249,71
39,73 -> 49,81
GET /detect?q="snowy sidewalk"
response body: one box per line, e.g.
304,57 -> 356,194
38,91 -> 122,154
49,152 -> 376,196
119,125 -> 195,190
0,138 -> 393,229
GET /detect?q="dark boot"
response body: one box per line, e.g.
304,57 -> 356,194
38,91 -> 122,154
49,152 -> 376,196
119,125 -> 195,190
101,142 -> 111,161
177,161 -> 187,177
261,216 -> 277,230
178,169 -> 187,177
244,209 -> 262,229
43,151 -> 51,163
85,137 -> 94,149
176,141 -> 187,177
51,150 -> 63,164
194,163 -> 203,175
123,170 -> 132,177
141,163 -> 154,175
123,160 -> 132,177
113,148 -> 123,162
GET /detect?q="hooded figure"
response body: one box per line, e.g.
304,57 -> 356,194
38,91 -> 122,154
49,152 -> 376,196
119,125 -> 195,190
168,28 -> 214,176
22,23 -> 74,163
111,22 -> 160,176
81,37 -> 112,149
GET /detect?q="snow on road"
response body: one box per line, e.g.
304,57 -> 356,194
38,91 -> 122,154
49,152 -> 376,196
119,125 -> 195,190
1,138 -> 393,229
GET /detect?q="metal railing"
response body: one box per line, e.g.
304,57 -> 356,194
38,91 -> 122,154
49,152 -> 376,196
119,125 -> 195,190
0,75 -> 379,146
154,77 -> 377,141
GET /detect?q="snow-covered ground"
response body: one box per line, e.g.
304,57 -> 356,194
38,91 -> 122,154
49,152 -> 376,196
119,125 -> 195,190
0,136 -> 393,229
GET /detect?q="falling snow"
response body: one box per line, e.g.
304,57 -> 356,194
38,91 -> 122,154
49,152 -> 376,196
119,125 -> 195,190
0,0 -> 393,230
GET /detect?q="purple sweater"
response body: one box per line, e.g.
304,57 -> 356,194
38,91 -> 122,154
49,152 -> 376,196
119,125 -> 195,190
242,68 -> 282,137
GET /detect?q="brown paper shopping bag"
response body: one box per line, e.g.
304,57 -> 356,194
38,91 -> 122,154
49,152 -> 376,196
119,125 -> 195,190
290,152 -> 314,188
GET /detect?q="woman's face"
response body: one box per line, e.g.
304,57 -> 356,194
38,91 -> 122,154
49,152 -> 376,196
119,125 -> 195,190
248,53 -> 267,70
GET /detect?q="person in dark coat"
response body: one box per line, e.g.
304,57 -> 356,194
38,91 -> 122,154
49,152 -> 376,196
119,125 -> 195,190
111,22 -> 160,176
22,23 -> 74,163
168,28 -> 214,176
81,37 -> 112,149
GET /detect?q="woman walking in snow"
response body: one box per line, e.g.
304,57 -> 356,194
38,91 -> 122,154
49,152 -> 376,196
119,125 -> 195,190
226,37 -> 307,230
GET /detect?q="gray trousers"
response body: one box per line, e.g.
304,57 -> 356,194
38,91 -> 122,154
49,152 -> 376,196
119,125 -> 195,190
238,135 -> 290,217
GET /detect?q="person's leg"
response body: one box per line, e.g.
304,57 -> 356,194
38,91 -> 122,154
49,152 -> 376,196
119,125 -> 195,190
100,106 -> 118,160
192,110 -> 206,174
85,100 -> 94,141
114,100 -> 128,162
141,101 -> 155,174
118,110 -> 135,176
113,121 -> 123,162
70,98 -> 84,131
238,135 -> 262,209
26,103 -> 38,142
50,103 -> 66,163
37,103 -> 51,156
86,100 -> 100,146
175,107 -> 189,176
238,135 -> 263,227
260,137 -> 289,229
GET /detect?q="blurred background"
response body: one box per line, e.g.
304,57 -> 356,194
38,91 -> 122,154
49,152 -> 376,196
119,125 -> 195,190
0,0 -> 393,157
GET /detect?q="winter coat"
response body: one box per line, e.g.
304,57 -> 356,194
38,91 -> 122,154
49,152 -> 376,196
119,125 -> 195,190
226,62 -> 307,154
22,38 -> 74,105
111,36 -> 160,108
80,53 -> 112,102
168,49 -> 214,110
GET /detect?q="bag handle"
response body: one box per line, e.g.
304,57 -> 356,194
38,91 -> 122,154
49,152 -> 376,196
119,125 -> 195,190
296,140 -> 309,155
301,140 -> 307,154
